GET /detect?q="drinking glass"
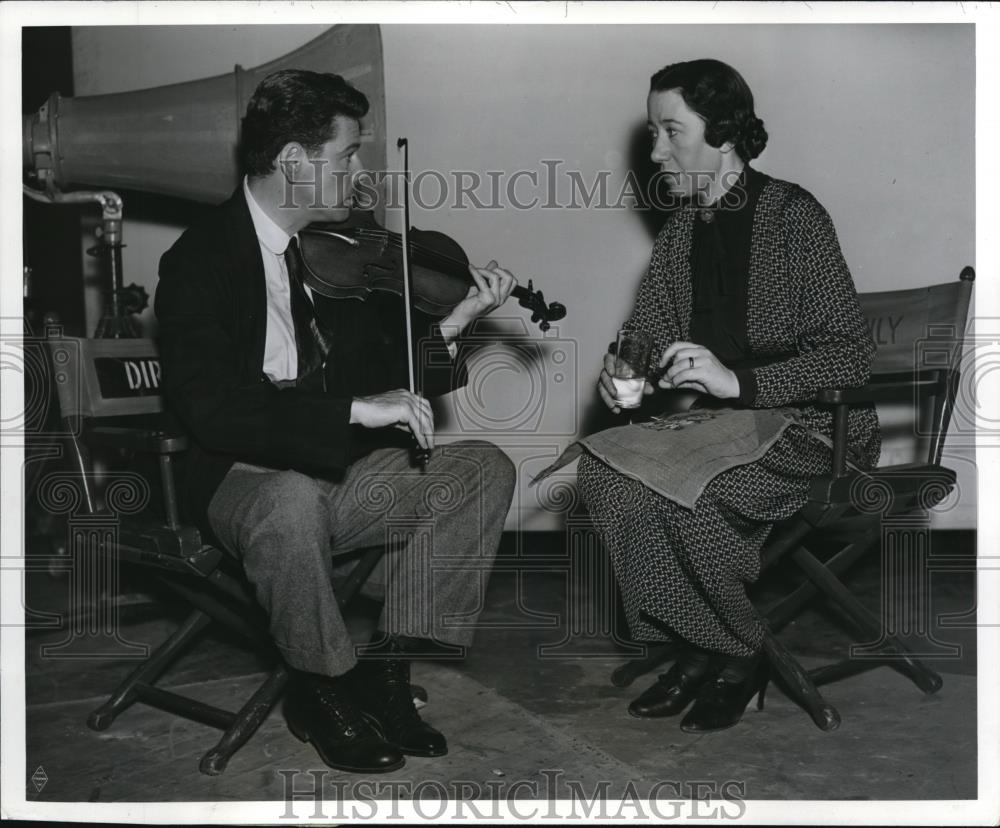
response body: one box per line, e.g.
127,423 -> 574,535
611,330 -> 653,409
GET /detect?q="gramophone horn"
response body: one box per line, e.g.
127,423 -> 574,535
23,24 -> 386,204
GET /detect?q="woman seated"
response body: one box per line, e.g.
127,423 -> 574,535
578,58 -> 880,732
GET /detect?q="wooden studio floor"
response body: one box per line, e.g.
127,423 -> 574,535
18,530 -> 979,806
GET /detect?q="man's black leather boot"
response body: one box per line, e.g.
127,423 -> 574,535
284,670 -> 405,773
349,634 -> 448,757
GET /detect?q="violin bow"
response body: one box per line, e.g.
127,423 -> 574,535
397,137 -> 431,470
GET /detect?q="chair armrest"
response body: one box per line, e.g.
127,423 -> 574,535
85,426 -> 189,454
817,377 -> 946,405
815,370 -> 953,476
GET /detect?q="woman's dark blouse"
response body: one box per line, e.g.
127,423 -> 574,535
688,165 -> 773,404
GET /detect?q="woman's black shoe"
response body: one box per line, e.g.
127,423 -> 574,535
679,661 -> 769,733
628,662 -> 711,718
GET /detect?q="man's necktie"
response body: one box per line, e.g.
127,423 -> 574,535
284,237 -> 332,390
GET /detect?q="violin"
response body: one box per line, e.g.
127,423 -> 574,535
297,210 -> 567,332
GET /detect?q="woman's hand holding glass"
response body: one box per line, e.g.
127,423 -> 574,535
598,351 -> 659,414
656,341 -> 740,399
598,331 -> 656,414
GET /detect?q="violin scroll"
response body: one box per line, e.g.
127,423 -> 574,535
518,279 -> 567,333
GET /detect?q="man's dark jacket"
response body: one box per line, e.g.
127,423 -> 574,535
154,189 -> 466,529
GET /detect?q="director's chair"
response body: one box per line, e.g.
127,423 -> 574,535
42,333 -> 391,774
612,266 -> 975,730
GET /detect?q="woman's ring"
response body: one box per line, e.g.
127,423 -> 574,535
689,356 -> 695,369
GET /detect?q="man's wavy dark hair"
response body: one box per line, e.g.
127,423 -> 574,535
650,59 -> 768,163
241,69 -> 370,177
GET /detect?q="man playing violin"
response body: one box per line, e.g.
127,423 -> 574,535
154,69 -> 518,773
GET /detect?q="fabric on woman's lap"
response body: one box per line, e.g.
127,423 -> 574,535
534,407 -> 801,510
577,425 -> 833,656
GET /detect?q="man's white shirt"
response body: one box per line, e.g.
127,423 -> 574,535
245,175 -> 302,383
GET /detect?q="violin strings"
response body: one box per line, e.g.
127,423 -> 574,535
349,228 -> 527,297
354,229 -> 470,273
354,229 -> 458,265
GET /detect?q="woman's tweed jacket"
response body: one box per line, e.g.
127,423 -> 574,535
627,177 -> 880,466
577,177 -> 881,657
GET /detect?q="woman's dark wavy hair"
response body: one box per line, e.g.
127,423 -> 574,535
650,59 -> 767,162
241,69 -> 369,177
